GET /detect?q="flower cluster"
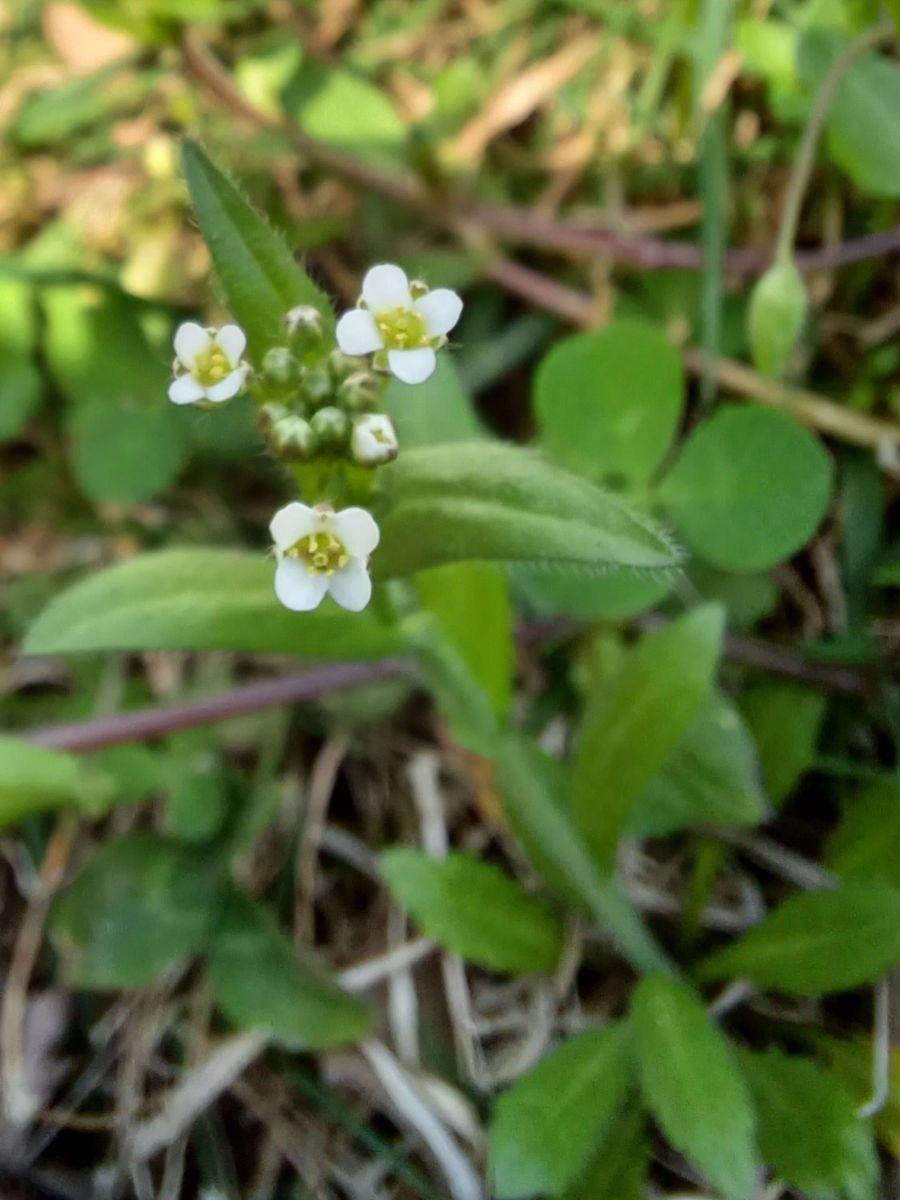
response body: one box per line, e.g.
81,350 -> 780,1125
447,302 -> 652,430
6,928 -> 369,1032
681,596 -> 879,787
168,264 -> 462,613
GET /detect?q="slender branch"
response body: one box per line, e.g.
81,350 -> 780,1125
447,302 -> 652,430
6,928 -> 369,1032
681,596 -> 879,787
774,21 -> 896,264
24,659 -> 415,754
180,30 -> 900,279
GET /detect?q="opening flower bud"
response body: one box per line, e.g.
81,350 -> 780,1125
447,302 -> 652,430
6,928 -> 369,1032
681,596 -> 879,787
310,405 -> 351,452
339,370 -> 380,414
351,413 -> 398,467
261,346 -> 300,388
273,415 -> 318,461
283,305 -> 327,352
748,260 -> 807,378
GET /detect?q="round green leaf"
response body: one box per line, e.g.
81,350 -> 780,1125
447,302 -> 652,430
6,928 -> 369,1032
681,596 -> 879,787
535,320 -> 684,485
69,401 -> 185,505
659,407 -> 832,572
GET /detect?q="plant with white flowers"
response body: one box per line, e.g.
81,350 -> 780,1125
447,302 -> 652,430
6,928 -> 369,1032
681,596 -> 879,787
336,264 -> 463,384
168,323 -> 250,405
169,259 -> 463,614
270,501 -> 379,613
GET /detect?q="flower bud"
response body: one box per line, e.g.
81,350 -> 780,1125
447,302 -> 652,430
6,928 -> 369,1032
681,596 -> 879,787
748,260 -> 807,378
283,305 -> 327,353
351,413 -> 398,467
339,370 -> 380,414
327,349 -> 356,384
302,367 -> 334,410
257,401 -> 291,434
261,346 -> 300,388
273,415 -> 318,461
310,405 -> 351,452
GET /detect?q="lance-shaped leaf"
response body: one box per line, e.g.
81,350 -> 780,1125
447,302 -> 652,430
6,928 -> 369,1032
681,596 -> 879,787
0,737 -> 108,831
24,549 -> 404,660
698,883 -> 900,996
181,139 -> 333,357
373,442 -> 681,579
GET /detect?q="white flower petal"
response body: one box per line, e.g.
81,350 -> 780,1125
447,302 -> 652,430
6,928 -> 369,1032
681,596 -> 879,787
168,374 -> 206,405
414,288 -> 463,337
205,368 -> 247,403
330,507 -> 380,556
174,322 -> 210,367
361,263 -> 411,312
328,561 -> 372,612
270,501 -> 318,551
336,309 -> 383,356
215,324 -> 247,367
274,559 -> 330,612
387,347 -> 436,384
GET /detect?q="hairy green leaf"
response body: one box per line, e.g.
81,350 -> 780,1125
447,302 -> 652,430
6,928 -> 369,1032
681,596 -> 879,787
374,442 -> 681,579
24,549 -> 404,659
632,974 -> 758,1200
380,849 -> 562,974
181,140 -> 333,357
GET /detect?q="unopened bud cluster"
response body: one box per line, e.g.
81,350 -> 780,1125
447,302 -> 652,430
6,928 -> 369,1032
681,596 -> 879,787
253,308 -> 397,468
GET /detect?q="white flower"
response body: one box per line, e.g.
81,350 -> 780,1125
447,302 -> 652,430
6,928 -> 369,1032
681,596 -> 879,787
335,264 -> 462,385
270,501 -> 379,613
168,322 -> 249,405
351,413 -> 398,466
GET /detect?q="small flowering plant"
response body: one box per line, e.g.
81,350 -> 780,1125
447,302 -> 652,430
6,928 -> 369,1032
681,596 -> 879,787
156,143 -> 677,626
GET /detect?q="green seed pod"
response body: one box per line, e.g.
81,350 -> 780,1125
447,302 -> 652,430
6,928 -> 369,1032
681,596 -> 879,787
261,346 -> 300,388
310,405 -> 351,452
302,366 -> 334,410
748,260 -> 807,378
274,415 -> 318,461
339,370 -> 380,414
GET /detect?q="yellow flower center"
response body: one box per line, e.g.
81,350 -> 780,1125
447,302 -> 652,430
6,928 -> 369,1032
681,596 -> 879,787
374,306 -> 428,350
287,531 -> 350,576
192,343 -> 231,386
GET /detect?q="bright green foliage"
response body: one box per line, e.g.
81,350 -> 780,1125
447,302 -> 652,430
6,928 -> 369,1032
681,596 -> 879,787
73,0 -> 265,40
181,140 -> 333,357
748,260 -> 807,377
24,549 -> 404,659
627,696 -> 767,837
737,1048 -> 878,1200
374,442 -> 682,578
7,64 -> 156,148
817,1036 -> 900,1159
572,605 -> 724,863
50,834 -> 221,988
207,891 -> 371,1049
827,781 -> 900,885
534,320 -> 683,485
513,564 -> 672,620
379,849 -> 563,973
69,402 -> 186,505
284,61 -> 407,166
799,31 -> 900,198
488,1023 -> 634,1198
562,1105 -> 649,1200
741,682 -> 826,804
699,884 -> 900,995
659,407 -> 833,571
632,974 -> 758,1200
415,562 -> 513,715
0,738 -> 105,830
0,278 -> 42,440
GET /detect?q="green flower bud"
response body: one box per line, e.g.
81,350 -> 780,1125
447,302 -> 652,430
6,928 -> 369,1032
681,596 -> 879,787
273,415 -> 318,461
310,405 -> 351,452
302,367 -> 334,410
283,305 -> 327,353
257,401 -> 291,434
748,260 -> 807,378
327,349 -> 356,384
338,370 -> 380,413
261,346 -> 300,388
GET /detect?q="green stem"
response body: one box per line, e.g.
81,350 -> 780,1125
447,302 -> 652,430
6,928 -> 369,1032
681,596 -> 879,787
774,20 -> 896,266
